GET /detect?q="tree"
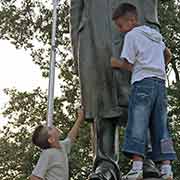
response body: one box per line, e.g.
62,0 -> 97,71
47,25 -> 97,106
167,82 -> 180,177
159,0 -> 180,83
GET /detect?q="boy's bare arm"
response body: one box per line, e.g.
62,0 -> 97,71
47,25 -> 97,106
164,47 -> 172,65
111,57 -> 133,71
68,108 -> 84,143
29,175 -> 43,180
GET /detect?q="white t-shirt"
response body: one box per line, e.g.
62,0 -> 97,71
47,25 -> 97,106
121,25 -> 166,84
32,138 -> 72,180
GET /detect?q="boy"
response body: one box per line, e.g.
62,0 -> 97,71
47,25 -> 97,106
29,108 -> 84,180
111,3 -> 176,180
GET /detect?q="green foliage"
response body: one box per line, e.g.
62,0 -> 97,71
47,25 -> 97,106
168,82 -> 180,177
159,0 -> 180,82
159,1 -> 180,177
0,88 -> 46,179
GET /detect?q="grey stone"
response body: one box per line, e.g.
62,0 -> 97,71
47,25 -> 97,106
70,0 -> 159,120
144,178 -> 163,180
70,1 -> 159,180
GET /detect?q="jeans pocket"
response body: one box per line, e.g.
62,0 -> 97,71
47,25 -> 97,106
133,85 -> 153,106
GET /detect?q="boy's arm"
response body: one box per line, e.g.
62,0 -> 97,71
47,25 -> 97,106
164,47 -> 172,65
30,151 -> 49,180
29,175 -> 43,180
111,57 -> 133,72
68,108 -> 84,143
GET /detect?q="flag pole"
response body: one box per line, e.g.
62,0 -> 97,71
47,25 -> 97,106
47,0 -> 58,127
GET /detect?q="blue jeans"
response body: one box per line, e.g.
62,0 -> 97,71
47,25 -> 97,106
122,77 -> 176,161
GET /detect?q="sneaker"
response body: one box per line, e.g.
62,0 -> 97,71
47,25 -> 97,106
161,171 -> 173,180
123,169 -> 143,180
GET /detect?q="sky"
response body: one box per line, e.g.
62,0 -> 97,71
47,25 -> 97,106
0,39 -> 60,128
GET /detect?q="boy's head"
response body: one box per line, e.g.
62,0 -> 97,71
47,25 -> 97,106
32,125 -> 61,149
112,3 -> 138,32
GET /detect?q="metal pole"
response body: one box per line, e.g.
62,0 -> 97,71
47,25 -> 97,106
47,0 -> 58,127
115,126 -> 119,162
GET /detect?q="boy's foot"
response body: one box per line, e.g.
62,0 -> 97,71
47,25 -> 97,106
161,172 -> 173,180
123,169 -> 143,180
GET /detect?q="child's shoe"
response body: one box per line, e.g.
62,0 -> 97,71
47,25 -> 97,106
161,171 -> 173,180
123,169 -> 143,180
161,164 -> 173,180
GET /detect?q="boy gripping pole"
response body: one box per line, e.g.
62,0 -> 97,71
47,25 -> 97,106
30,108 -> 84,180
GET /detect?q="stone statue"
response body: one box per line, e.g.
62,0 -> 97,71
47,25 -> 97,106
70,0 -> 159,180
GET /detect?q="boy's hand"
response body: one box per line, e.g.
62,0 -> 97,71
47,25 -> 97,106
111,56 -> 133,71
77,107 -> 85,122
68,106 -> 85,142
164,47 -> 172,65
111,57 -> 121,68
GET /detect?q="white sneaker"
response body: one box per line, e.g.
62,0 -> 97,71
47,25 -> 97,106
123,169 -> 143,180
161,171 -> 173,180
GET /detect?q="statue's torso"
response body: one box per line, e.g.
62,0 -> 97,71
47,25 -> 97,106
81,0 -> 159,28
80,0 -> 159,53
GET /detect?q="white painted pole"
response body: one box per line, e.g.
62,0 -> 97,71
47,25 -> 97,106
47,0 -> 58,127
115,126 -> 119,162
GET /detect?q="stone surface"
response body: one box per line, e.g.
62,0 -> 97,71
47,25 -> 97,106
144,179 -> 162,180
122,176 -> 163,180
70,1 -> 161,180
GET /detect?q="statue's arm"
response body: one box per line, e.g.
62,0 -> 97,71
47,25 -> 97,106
70,0 -> 83,74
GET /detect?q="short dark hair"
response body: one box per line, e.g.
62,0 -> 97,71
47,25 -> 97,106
112,3 -> 138,21
32,125 -> 51,149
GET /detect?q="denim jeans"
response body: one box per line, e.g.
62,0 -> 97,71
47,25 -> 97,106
122,77 -> 176,161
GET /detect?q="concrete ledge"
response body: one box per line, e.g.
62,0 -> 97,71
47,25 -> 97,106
144,178 -> 163,180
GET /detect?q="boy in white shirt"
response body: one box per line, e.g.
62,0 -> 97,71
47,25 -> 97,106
29,108 -> 84,180
111,3 -> 176,180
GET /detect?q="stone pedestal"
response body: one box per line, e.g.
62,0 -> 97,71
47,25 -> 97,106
144,179 -> 163,180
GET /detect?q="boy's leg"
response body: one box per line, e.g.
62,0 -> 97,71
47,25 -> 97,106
122,80 -> 154,158
161,160 -> 173,180
122,79 -> 155,179
149,80 -> 176,179
123,157 -> 143,180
